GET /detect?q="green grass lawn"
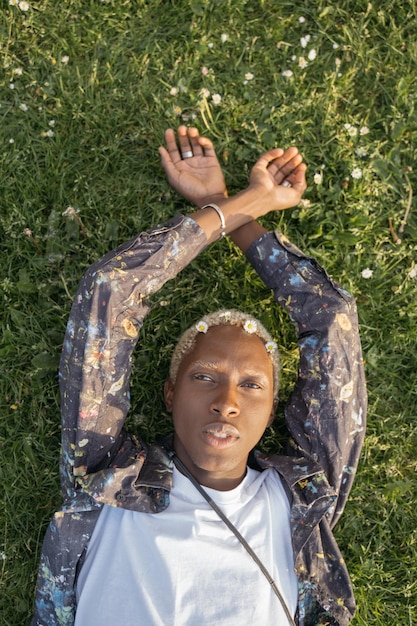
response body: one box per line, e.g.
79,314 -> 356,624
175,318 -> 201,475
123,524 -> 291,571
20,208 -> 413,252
1,0 -> 416,623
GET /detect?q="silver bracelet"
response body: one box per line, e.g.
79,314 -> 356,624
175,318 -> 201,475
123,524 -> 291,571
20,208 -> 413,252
201,203 -> 227,238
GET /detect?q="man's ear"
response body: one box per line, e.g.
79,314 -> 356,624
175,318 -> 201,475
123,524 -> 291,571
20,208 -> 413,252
164,379 -> 174,412
267,397 -> 278,427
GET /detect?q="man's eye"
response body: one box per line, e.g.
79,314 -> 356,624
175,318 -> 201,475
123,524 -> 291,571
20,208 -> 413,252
193,374 -> 213,382
242,382 -> 261,389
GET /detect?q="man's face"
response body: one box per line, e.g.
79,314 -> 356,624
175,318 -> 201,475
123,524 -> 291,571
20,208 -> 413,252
164,325 -> 276,491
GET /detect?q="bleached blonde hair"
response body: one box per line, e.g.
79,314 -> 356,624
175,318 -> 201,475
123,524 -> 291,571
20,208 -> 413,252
169,309 -> 280,398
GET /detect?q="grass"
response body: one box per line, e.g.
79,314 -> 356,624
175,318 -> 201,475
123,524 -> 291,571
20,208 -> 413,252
1,0 -> 417,623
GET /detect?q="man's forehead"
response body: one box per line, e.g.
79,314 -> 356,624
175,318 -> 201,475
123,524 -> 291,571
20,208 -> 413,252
196,323 -> 266,346
186,325 -> 272,366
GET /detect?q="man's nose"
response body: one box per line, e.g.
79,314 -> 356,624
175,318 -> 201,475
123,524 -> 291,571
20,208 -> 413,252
210,384 -> 240,417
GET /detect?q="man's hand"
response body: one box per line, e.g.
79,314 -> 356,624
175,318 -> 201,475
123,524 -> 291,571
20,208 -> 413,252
249,147 -> 307,213
223,147 -> 307,252
159,126 -> 227,207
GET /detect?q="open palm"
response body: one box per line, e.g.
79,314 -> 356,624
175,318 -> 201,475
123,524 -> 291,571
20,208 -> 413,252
159,126 -> 227,207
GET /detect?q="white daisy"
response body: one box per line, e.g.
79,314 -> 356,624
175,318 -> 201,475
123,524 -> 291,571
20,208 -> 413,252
196,321 -> 209,333
243,319 -> 257,334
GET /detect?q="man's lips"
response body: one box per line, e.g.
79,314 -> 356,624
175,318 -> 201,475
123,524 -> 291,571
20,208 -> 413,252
201,422 -> 240,448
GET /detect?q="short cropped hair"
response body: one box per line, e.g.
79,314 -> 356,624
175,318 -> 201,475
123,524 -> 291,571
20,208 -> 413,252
169,309 -> 280,398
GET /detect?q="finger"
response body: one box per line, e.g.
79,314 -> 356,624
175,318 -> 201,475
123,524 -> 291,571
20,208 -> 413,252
177,125 -> 194,159
274,154 -> 303,183
254,148 -> 285,170
164,128 -> 182,164
267,148 -> 299,179
198,136 -> 218,160
287,162 -> 307,192
158,146 -> 178,183
280,163 -> 307,194
188,127 -> 203,157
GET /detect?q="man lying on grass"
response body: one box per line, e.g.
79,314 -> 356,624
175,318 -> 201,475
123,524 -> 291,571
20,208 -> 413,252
32,127 -> 366,626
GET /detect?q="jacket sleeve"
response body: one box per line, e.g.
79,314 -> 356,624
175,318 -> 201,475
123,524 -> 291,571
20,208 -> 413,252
246,230 -> 367,527
59,215 -> 207,501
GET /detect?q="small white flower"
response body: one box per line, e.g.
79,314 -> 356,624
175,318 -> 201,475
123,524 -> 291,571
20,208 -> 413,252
208,42 -> 214,49
355,147 -> 368,158
361,268 -> 373,279
9,138 -> 15,144
333,43 -> 339,49
298,198 -> 311,208
199,87 -> 210,98
344,123 -> 351,130
308,48 -> 317,61
49,119 -> 55,127
61,55 -> 70,64
291,55 -> 297,61
298,16 -> 306,23
347,126 -> 358,137
221,33 -> 228,43
45,129 -> 54,137
351,167 -> 362,179
196,321 -> 209,334
9,83 -> 15,89
335,58 -> 342,67
169,87 -> 178,96
408,264 -> 417,279
314,172 -> 323,185
282,70 -> 293,78
212,93 -> 221,105
0,552 -> 6,560
298,57 -> 308,69
300,35 -> 311,48
360,126 -> 370,135
243,319 -> 257,334
219,311 -> 232,321
245,72 -> 254,81
265,341 -> 277,354
18,0 -> 30,10
13,67 -> 23,76
9,0 -> 19,5
19,103 -> 28,111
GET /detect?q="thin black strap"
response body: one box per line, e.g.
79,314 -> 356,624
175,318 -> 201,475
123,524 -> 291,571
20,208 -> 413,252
172,453 -> 297,626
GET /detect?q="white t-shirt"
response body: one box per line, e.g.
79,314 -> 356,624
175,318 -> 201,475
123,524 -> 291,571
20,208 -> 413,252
75,466 -> 297,625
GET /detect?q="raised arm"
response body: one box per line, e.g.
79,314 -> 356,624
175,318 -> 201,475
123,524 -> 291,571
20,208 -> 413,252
246,231 -> 366,526
217,149 -> 366,526
59,217 -> 208,500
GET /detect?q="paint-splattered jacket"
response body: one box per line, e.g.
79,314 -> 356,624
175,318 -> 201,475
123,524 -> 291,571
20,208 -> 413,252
31,215 -> 366,626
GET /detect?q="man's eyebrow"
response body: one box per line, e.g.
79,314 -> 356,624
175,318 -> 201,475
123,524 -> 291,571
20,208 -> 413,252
190,360 -> 269,380
191,360 -> 221,370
